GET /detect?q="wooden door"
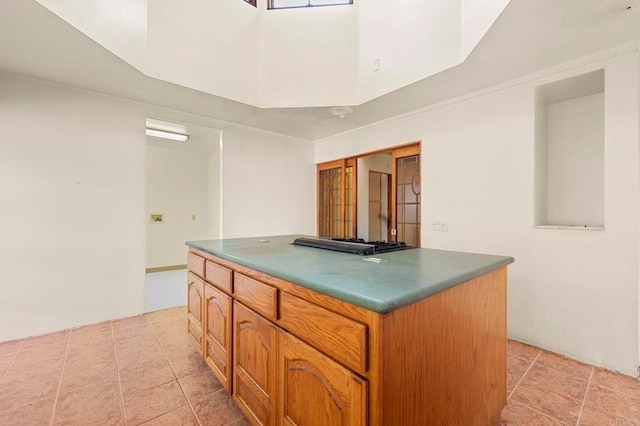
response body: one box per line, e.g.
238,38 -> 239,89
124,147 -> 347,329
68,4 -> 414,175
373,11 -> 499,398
204,283 -> 232,391
187,272 -> 204,353
279,331 -> 367,426
391,144 -> 421,246
317,159 -> 357,239
233,302 -> 278,426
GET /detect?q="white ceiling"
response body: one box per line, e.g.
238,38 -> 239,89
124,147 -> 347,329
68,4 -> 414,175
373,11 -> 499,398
1,0 -> 640,141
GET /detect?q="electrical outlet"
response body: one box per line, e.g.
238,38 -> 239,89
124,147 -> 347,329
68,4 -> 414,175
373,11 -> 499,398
373,58 -> 380,72
432,221 -> 448,232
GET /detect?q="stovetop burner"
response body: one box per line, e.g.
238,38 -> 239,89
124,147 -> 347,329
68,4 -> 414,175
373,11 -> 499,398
292,237 -> 413,255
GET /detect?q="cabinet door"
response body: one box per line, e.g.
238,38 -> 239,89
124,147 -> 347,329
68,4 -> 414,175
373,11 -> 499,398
204,283 -> 232,391
233,302 -> 278,426
279,331 -> 367,426
187,272 -> 204,353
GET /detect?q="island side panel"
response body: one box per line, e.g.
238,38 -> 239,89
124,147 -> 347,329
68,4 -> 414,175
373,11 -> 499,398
377,267 -> 507,426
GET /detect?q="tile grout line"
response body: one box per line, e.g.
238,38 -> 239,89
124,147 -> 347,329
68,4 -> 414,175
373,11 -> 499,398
111,321 -> 129,426
0,339 -> 24,385
575,367 -> 594,426
145,313 -> 203,426
47,332 -> 72,426
508,399 -> 568,424
507,351 -> 541,401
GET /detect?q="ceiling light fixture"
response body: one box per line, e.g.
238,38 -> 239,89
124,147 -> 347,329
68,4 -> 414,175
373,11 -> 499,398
331,106 -> 354,118
145,128 -> 189,142
145,118 -> 189,141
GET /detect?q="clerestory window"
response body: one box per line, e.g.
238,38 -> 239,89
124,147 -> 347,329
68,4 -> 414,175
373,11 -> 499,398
268,0 -> 353,10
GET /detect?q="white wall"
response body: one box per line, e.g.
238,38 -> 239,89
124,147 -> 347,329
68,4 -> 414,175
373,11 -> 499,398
0,72 -> 316,342
0,73 -> 146,341
36,0 -> 147,72
546,93 -> 604,226
260,4 -> 359,107
461,0 -> 510,58
222,127 -> 316,238
358,0 -> 462,103
147,0 -> 261,106
315,49 -> 640,376
146,145 -> 211,268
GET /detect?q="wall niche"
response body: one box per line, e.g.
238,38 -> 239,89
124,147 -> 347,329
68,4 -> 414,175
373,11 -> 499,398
534,69 -> 605,230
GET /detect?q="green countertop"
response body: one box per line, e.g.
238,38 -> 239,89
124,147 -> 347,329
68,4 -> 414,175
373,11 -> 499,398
186,235 -> 514,314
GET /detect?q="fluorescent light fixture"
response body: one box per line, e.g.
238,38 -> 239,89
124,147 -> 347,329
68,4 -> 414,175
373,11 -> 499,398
145,128 -> 189,142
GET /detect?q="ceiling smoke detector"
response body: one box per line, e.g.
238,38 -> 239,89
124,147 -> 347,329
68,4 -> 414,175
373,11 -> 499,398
331,106 -> 354,118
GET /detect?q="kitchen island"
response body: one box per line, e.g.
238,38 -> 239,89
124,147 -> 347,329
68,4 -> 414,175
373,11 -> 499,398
185,235 -> 514,426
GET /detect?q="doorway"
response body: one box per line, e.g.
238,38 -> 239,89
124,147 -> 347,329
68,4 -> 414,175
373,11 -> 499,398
145,119 -> 222,312
316,142 -> 421,246
392,145 -> 421,246
368,171 -> 390,242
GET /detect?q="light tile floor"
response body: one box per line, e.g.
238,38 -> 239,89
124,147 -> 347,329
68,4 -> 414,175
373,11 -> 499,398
0,307 -> 638,425
145,270 -> 187,313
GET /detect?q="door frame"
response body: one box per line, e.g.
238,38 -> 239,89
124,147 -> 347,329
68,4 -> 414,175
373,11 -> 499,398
390,144 -> 421,242
316,141 -> 420,241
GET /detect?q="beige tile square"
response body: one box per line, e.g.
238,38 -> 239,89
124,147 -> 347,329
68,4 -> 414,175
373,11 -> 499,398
53,377 -> 123,425
70,322 -> 113,342
14,341 -> 68,364
21,331 -> 70,350
535,350 -> 593,379
119,358 -> 176,396
580,384 -> 640,425
591,368 -> 640,397
163,343 -> 208,378
112,316 -> 149,332
0,340 -> 23,357
178,370 -> 225,406
510,363 -> 587,424
507,339 -> 540,362
507,355 -> 531,396
59,357 -> 118,394
0,353 -> 16,378
0,396 -> 55,426
0,356 -> 64,412
499,400 -> 565,425
139,405 -> 198,426
123,380 -> 187,426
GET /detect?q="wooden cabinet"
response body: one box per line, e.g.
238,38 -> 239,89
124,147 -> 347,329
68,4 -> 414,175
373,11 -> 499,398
187,247 -> 507,426
204,283 -> 232,391
279,331 -> 367,426
278,292 -> 367,375
234,301 -> 278,426
234,273 -> 278,321
187,272 -> 204,352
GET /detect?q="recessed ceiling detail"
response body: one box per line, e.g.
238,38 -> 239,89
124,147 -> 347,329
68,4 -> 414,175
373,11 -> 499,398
34,0 -> 510,108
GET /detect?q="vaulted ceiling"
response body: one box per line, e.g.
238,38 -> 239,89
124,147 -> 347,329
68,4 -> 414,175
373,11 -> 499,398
33,0 -> 510,108
1,0 -> 639,141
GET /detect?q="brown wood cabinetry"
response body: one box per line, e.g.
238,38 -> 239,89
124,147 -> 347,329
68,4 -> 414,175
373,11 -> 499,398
279,331 -> 367,426
187,271 -> 204,352
204,283 -> 232,391
234,301 -> 278,426
187,247 -> 507,426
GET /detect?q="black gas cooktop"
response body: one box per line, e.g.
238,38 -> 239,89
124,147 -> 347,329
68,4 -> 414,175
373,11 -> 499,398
292,237 -> 412,256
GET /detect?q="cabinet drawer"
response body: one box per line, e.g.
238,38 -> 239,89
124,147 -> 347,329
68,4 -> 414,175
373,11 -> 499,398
234,273 -> 277,321
278,292 -> 368,374
187,252 -> 206,278
205,260 -> 232,294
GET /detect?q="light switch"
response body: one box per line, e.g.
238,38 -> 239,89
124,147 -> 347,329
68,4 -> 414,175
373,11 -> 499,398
191,214 -> 196,221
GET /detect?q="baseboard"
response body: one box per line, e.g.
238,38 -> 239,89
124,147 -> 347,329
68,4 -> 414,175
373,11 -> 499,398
145,264 -> 187,273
